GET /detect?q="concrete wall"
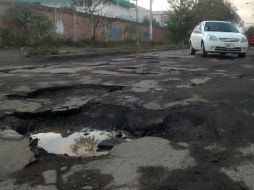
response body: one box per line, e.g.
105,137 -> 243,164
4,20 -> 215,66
0,1 -> 169,42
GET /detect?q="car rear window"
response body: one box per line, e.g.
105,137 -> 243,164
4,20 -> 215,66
204,22 -> 239,33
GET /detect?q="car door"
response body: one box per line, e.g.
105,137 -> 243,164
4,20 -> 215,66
191,23 -> 202,49
195,23 -> 204,49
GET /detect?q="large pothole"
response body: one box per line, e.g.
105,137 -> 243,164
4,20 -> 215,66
145,105 -> 254,146
31,127 -> 129,157
1,84 -> 124,117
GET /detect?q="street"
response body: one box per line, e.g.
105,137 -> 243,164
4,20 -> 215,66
1,48 -> 254,190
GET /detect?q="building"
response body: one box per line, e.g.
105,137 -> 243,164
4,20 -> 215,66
17,0 -> 168,26
152,11 -> 168,26
75,0 -> 138,21
17,0 -> 150,22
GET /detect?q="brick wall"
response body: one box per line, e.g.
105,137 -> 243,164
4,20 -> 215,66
0,1 -> 170,42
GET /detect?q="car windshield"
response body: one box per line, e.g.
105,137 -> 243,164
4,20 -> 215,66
204,22 -> 239,33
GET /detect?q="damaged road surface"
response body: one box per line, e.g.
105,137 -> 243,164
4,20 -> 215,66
1,49 -> 254,189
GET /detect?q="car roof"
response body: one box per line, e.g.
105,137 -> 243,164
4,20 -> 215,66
203,21 -> 231,23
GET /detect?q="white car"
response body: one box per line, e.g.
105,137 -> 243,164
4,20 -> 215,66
189,21 -> 248,58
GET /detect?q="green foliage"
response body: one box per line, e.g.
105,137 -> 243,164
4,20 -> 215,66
70,0 -> 110,42
0,28 -> 16,48
4,7 -> 57,56
24,35 -> 59,56
142,16 -> 161,27
167,0 -> 196,44
167,0 -> 242,44
24,45 -> 59,57
70,0 -> 110,12
245,26 -> 254,37
193,0 -> 241,24
6,7 -> 52,46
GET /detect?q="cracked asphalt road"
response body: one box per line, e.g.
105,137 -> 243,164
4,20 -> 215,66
1,48 -> 254,190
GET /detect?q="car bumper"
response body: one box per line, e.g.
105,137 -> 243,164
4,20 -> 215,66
204,41 -> 248,53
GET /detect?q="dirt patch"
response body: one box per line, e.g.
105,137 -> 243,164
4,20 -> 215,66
12,150 -> 112,190
156,106 -> 219,144
138,165 -> 248,190
148,105 -> 254,146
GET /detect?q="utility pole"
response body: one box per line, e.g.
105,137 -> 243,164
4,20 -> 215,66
53,3 -> 57,34
135,0 -> 138,22
70,2 -> 77,41
246,2 -> 254,26
54,7 -> 57,28
73,10 -> 77,41
134,0 -> 139,47
149,0 -> 153,41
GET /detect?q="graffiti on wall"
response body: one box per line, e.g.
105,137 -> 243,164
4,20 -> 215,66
140,31 -> 150,41
56,20 -> 64,34
107,26 -> 122,39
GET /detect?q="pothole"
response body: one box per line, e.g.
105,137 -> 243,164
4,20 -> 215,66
2,84 -> 124,116
7,84 -> 124,99
31,128 -> 129,157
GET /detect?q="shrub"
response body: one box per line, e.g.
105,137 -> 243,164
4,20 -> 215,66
0,28 -> 16,48
6,7 -> 53,46
245,27 -> 254,37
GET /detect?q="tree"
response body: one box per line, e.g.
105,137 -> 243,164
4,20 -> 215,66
0,28 -> 16,47
245,26 -> 254,37
167,0 -> 196,44
6,7 -> 52,46
124,23 -> 136,41
193,0 -> 242,24
70,0 -> 110,43
167,0 -> 243,44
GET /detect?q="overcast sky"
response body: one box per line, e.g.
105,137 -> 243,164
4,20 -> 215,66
133,0 -> 254,27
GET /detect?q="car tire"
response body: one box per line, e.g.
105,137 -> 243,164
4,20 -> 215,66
190,42 -> 196,55
220,53 -> 225,57
201,42 -> 207,57
238,53 -> 246,58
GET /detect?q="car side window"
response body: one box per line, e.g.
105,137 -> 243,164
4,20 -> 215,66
194,23 -> 202,33
199,23 -> 203,31
193,26 -> 197,33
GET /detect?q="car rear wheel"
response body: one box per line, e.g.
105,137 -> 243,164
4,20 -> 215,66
238,53 -> 246,58
189,42 -> 196,55
201,42 -> 207,57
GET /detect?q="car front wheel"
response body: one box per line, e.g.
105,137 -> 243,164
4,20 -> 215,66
238,53 -> 246,58
190,42 -> 196,55
201,42 -> 207,57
